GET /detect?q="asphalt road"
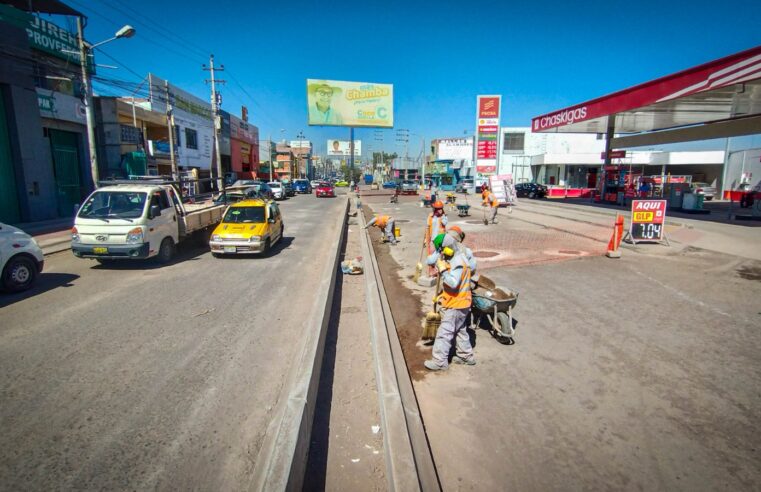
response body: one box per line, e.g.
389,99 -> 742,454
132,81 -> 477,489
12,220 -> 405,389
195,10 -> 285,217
0,192 -> 347,490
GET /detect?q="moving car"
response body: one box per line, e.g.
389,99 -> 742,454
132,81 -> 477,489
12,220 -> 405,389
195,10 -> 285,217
1,222 -> 44,292
310,180 -> 321,189
382,181 -> 398,189
268,181 -> 287,200
515,182 -> 548,199
209,198 -> 284,256
334,180 -> 349,187
72,182 -> 224,264
691,182 -> 716,201
315,182 -> 335,197
293,179 -> 312,194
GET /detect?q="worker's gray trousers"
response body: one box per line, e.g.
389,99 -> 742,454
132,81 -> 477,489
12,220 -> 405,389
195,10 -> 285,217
431,307 -> 473,368
489,206 -> 498,223
384,220 -> 396,244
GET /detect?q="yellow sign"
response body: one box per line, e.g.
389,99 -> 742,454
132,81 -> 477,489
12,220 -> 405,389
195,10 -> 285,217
307,79 -> 393,128
633,211 -> 654,222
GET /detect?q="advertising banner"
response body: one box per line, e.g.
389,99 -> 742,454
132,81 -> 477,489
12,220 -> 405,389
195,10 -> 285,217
36,88 -> 86,124
307,79 -> 393,128
437,138 -> 473,160
475,95 -> 501,175
489,174 -> 516,205
289,140 -> 312,149
327,140 -> 362,157
629,199 -> 667,242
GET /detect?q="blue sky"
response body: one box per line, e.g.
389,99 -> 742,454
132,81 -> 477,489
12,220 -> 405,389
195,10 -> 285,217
60,0 -> 761,157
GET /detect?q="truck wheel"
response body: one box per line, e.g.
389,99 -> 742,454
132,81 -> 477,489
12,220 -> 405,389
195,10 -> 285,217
156,237 -> 175,264
2,255 -> 37,293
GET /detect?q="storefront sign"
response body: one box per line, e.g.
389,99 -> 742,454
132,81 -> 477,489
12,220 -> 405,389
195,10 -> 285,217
36,88 -> 86,124
437,138 -> 472,160
601,150 -> 627,159
629,199 -> 667,242
475,95 -> 501,175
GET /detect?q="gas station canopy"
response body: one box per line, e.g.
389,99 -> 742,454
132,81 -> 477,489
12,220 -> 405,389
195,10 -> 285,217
531,46 -> 761,147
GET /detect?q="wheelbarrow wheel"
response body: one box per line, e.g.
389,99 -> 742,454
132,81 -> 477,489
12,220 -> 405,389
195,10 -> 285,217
494,311 -> 515,338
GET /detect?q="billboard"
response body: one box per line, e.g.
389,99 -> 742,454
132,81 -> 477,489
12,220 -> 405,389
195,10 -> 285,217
290,140 -> 312,149
327,140 -> 362,157
475,95 -> 502,175
437,138 -> 473,160
307,79 -> 393,128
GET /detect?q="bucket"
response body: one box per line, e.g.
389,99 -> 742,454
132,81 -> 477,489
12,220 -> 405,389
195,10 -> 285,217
394,226 -> 401,238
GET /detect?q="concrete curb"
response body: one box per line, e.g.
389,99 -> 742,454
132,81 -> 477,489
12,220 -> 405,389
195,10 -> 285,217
359,208 -> 441,491
250,197 -> 349,491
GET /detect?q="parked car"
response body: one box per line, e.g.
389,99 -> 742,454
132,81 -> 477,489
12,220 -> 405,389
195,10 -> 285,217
456,178 -> 475,194
267,181 -> 287,200
401,180 -> 418,192
382,181 -> 397,189
283,181 -> 296,197
1,222 -> 44,292
209,198 -> 284,256
515,182 -> 548,199
315,182 -> 335,197
691,181 -> 716,201
334,180 -> 349,187
293,179 -> 312,194
232,179 -> 259,187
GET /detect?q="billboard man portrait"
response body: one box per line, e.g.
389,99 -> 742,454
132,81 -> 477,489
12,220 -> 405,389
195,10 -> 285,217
308,82 -> 343,125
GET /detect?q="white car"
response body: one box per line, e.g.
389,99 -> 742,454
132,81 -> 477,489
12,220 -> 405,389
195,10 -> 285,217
268,181 -> 286,200
1,222 -> 44,292
310,180 -> 320,189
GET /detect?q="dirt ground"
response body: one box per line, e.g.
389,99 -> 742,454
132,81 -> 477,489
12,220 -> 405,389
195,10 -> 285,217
365,196 -> 761,491
305,217 -> 386,491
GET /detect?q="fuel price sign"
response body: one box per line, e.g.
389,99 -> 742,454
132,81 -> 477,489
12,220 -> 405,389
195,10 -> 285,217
629,199 -> 667,242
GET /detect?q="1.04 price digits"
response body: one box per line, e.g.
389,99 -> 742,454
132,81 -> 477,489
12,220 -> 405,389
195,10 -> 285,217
635,223 -> 662,239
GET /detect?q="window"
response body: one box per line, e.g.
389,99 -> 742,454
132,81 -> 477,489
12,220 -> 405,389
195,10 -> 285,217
150,190 -> 171,210
185,128 -> 198,149
503,133 -> 525,152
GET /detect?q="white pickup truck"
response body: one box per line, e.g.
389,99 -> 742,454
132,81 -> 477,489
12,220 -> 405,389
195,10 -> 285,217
71,183 -> 224,263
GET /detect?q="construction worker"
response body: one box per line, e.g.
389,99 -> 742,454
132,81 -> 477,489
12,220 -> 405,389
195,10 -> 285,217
424,200 -> 448,274
482,188 -> 499,224
365,214 -> 397,245
424,233 -> 475,371
446,225 -> 478,280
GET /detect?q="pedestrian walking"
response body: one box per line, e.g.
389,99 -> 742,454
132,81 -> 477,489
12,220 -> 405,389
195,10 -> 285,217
424,233 -> 476,371
365,214 -> 397,245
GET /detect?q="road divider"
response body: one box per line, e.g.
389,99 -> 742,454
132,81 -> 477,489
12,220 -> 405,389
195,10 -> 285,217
250,197 -> 349,491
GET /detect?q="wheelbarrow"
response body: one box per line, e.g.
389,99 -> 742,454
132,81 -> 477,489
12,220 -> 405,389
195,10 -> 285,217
456,203 -> 470,217
470,277 -> 518,344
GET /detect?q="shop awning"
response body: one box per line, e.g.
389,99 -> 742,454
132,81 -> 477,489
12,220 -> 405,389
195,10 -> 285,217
531,46 -> 761,145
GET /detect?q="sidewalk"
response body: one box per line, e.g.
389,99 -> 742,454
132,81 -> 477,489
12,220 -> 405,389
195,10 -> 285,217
363,195 -> 761,490
15,218 -> 73,256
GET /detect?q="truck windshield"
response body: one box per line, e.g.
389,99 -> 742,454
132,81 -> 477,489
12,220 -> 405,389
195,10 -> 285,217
223,207 -> 265,223
78,191 -> 147,220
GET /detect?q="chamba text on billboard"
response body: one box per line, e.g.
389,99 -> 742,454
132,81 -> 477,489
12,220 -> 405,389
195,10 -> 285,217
307,79 -> 394,128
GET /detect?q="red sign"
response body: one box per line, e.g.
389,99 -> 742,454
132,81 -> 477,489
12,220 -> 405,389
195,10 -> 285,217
477,125 -> 498,133
477,164 -> 496,173
601,150 -> 627,159
629,199 -> 667,242
532,46 -> 761,131
478,97 -> 500,118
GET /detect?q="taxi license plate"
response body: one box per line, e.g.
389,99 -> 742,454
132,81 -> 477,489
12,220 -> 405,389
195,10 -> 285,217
224,246 -> 237,253
93,247 -> 108,254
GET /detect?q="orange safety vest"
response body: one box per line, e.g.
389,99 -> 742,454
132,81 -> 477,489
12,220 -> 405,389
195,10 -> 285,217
440,261 -> 472,309
374,215 -> 389,229
488,192 -> 498,208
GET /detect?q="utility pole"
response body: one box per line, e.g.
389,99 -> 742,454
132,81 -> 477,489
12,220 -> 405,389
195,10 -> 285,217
77,17 -> 99,188
203,55 -> 225,191
164,81 -> 178,179
268,135 -> 273,181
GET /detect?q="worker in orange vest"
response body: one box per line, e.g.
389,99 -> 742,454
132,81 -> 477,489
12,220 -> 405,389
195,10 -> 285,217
482,188 -> 499,224
365,214 -> 397,245
424,200 -> 447,274
424,233 -> 475,371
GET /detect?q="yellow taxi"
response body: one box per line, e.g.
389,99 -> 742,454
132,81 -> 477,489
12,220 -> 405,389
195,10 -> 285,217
209,198 -> 284,256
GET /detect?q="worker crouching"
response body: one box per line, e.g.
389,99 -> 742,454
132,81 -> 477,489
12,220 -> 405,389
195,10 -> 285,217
365,214 -> 397,245
424,233 -> 476,371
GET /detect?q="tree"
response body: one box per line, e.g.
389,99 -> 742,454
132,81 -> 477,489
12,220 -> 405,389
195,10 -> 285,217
339,164 -> 362,183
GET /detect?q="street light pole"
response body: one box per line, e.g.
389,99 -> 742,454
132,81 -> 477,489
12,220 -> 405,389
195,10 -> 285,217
76,20 -> 135,188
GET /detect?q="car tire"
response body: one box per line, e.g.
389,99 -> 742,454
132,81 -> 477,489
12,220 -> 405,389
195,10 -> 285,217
2,255 -> 37,293
528,191 -> 536,199
212,252 -> 222,258
156,237 -> 175,264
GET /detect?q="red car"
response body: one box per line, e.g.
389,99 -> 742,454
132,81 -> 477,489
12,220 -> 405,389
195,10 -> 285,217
315,182 -> 335,198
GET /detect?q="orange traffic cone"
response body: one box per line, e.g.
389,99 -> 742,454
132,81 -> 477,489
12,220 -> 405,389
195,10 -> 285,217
606,214 -> 624,258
